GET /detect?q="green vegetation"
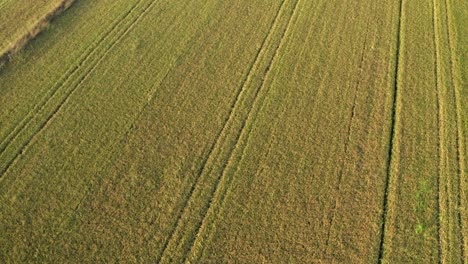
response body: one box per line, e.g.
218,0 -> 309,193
0,0 -> 466,262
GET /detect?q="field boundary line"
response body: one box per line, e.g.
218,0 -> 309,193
156,0 -> 299,262
377,0 -> 405,262
183,0 -> 303,262
445,0 -> 466,261
0,0 -> 159,178
0,0 -> 145,154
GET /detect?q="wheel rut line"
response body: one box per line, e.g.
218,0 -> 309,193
208,0 -> 337,257
182,0 -> 302,262
189,1 -> 315,256
433,0 -> 446,261
444,0 -> 466,260
378,0 -> 404,262
0,0 -> 145,152
0,0 -> 159,178
193,66 -> 294,262
156,1 -> 294,261
324,6 -> 373,250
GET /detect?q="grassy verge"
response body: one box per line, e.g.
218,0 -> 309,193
0,0 -> 76,68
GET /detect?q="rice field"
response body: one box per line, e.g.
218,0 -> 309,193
0,0 -> 466,262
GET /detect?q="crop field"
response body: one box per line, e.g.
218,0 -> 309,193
0,0 -> 466,263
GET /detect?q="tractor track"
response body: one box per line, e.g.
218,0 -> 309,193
182,0 -> 303,262
157,0 -> 301,262
444,0 -> 466,260
378,0 -> 405,262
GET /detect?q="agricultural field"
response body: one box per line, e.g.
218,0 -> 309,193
0,0 -> 466,263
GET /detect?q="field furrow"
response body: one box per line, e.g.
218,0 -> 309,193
378,0 -> 466,261
433,0 -> 466,262
446,0 -> 467,261
378,0 -> 405,258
